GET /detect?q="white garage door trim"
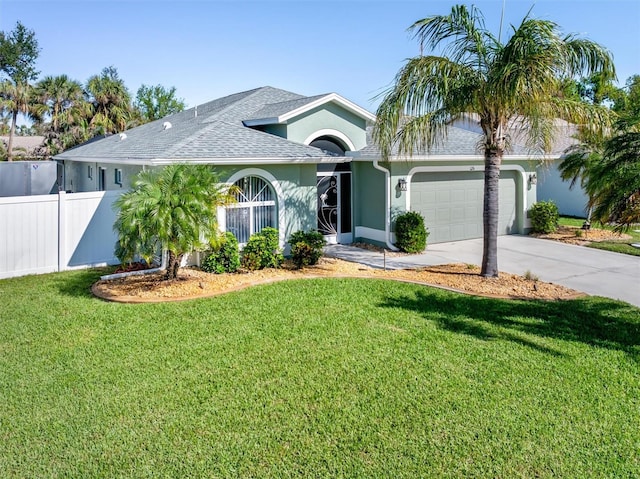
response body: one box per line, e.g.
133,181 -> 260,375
405,165 -> 527,242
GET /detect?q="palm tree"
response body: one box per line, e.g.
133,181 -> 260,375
114,164 -> 237,280
35,74 -> 86,133
0,80 -> 44,161
373,5 -> 614,277
85,66 -> 132,135
586,114 -> 640,231
34,74 -> 92,156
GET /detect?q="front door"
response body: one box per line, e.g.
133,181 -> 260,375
317,172 -> 352,244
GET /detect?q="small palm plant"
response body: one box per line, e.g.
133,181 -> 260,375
114,164 -> 236,280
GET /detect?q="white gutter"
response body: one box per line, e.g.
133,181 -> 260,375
99,250 -> 168,281
372,160 -> 400,251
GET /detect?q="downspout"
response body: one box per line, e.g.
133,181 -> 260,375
100,251 -> 168,281
372,160 -> 399,251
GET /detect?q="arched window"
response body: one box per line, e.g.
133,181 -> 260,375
309,136 -> 347,156
225,176 -> 276,243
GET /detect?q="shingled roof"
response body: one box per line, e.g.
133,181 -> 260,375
353,125 -> 533,159
55,86 -> 353,165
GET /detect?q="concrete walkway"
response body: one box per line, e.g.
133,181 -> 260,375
325,235 -> 640,307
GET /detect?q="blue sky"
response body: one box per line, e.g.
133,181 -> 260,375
1,0 -> 638,112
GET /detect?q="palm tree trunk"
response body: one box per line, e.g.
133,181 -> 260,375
164,250 -> 183,280
7,109 -> 18,162
481,149 -> 502,277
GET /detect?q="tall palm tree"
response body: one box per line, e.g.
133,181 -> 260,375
34,74 -> 91,156
114,164 -> 237,280
374,5 -> 614,277
85,66 -> 132,135
0,80 -> 44,161
35,74 -> 86,133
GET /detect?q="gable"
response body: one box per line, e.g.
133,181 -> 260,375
278,102 -> 369,151
242,92 -> 374,152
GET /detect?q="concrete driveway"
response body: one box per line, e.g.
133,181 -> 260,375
325,235 -> 640,307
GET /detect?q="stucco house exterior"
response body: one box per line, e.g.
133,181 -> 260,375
54,86 -> 544,249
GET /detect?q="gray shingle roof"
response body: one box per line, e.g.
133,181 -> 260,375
452,114 -> 577,156
356,123 -> 553,159
244,94 -> 329,123
55,86 -> 339,165
356,116 -> 575,159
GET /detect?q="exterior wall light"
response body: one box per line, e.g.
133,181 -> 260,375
397,178 -> 407,191
528,173 -> 537,185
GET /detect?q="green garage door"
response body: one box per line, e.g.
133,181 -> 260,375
410,171 -> 518,244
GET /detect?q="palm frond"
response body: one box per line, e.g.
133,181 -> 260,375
373,55 -> 478,159
409,5 -> 494,69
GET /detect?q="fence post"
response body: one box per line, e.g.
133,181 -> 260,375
58,190 -> 66,272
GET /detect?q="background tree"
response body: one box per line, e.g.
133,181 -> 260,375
559,74 -> 640,228
374,5 -> 614,277
34,74 -> 92,155
114,164 -> 237,280
586,113 -> 640,230
135,84 -> 185,122
0,80 -> 44,156
613,75 -> 640,123
35,74 -> 85,133
575,72 -> 619,106
85,66 -> 132,135
0,21 -> 40,160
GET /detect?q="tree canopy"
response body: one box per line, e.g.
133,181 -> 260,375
0,21 -> 40,160
0,21 -> 39,84
0,21 -> 188,158
135,84 -> 186,122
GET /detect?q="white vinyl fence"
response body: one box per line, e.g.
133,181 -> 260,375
0,191 -> 122,279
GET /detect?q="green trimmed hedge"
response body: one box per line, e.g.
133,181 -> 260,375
530,201 -> 559,233
202,232 -> 240,274
395,211 -> 429,253
241,227 -> 284,270
288,230 -> 326,269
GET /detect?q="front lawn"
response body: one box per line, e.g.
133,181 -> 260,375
559,216 -> 640,256
1,270 -> 639,478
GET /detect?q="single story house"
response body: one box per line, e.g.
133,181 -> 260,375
55,86 -> 546,249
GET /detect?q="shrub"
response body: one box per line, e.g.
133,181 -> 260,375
241,227 -> 284,270
395,211 -> 429,253
288,230 -> 326,269
201,232 -> 240,274
530,201 -> 559,234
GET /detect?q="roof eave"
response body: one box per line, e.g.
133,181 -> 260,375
350,153 -> 557,161
55,156 -> 350,166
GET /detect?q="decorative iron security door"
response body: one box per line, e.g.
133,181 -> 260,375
317,172 -> 352,244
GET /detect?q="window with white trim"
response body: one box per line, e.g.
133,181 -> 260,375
225,176 -> 276,243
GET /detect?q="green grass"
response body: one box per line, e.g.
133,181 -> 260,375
1,270 -> 639,478
559,216 -> 640,256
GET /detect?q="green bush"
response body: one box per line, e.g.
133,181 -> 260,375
395,211 -> 429,253
288,230 -> 326,269
241,227 -> 284,270
202,232 -> 240,274
530,201 -> 559,233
